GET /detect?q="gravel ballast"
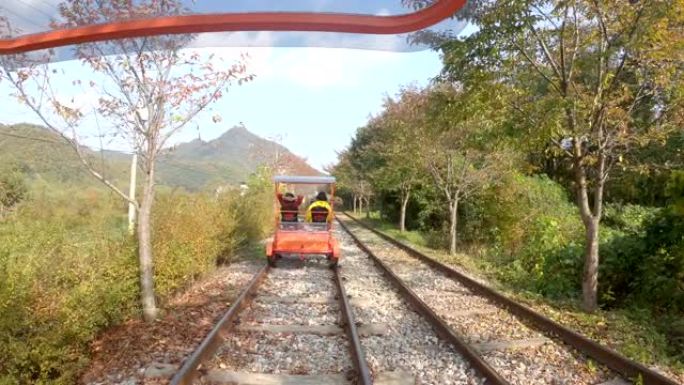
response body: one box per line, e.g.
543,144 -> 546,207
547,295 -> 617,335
338,217 -> 620,385
205,228 -> 485,385
336,227 -> 483,385
203,259 -> 355,379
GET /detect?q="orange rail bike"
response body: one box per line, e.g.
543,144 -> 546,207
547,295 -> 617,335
266,175 -> 340,268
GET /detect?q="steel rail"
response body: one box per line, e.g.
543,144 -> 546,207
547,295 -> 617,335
341,212 -> 680,385
336,218 -> 510,385
170,264 -> 269,385
333,266 -> 374,385
170,260 -> 372,385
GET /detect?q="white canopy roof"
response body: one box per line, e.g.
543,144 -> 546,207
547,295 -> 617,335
274,175 -> 336,184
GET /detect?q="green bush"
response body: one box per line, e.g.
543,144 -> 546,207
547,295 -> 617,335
232,166 -> 274,244
480,173 -> 581,258
632,207 -> 684,313
0,193 -> 137,384
0,165 -> 28,213
152,183 -> 272,296
468,173 -> 583,294
152,193 -> 229,296
666,170 -> 684,215
598,173 -> 684,312
603,203 -> 659,234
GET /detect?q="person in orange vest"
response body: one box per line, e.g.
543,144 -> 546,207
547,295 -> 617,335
277,192 -> 303,222
305,191 -> 333,223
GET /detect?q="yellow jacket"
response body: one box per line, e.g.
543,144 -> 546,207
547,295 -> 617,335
305,200 -> 333,222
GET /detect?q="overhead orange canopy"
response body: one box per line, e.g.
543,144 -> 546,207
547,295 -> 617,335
0,0 -> 469,55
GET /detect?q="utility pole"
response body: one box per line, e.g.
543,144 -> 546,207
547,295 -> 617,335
127,152 -> 138,235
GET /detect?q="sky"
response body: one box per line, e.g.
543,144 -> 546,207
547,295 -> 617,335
0,45 -> 444,170
0,0 -> 474,171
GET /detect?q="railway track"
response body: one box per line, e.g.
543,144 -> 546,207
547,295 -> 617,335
335,227 -> 484,384
338,213 -> 680,385
168,238 -> 488,384
169,259 -> 372,385
167,215 -> 679,385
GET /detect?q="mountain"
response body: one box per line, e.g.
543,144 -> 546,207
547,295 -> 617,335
0,123 -> 130,187
0,123 -> 321,191
158,125 -> 322,189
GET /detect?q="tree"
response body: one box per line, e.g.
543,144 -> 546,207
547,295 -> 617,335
346,125 -> 381,218
439,0 -> 684,311
330,149 -> 373,215
373,87 -> 428,231
419,84 -> 507,255
0,0 -> 253,321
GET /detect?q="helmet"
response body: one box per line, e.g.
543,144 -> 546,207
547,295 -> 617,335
316,191 -> 328,201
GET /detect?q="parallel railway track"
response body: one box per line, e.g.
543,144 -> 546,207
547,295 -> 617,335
339,212 -> 680,385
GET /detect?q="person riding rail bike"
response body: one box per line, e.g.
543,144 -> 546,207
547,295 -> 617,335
305,191 -> 333,225
277,192 -> 303,223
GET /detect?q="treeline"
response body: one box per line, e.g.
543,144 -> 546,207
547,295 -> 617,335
332,0 -> 684,353
0,167 -> 273,384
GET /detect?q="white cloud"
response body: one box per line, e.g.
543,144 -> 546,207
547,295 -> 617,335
56,89 -> 98,114
189,33 -> 404,89
190,31 -> 279,48
262,47 -> 400,88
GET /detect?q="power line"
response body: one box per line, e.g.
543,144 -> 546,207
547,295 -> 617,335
0,130 -> 64,144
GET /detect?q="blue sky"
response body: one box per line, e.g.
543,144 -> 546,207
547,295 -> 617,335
0,0 -> 475,171
0,46 -> 443,170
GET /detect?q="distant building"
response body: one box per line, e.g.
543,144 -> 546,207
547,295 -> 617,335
213,182 -> 248,198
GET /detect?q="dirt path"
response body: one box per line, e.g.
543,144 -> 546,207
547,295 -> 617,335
81,260 -> 262,385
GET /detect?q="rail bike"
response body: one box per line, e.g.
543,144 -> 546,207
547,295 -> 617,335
265,175 -> 341,268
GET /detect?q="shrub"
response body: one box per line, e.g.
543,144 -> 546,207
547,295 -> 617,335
603,203 -> 659,234
632,207 -> 684,313
231,166 -> 274,243
479,173 -> 581,258
0,193 -> 137,384
0,179 -> 273,383
151,185 -> 270,296
152,193 -> 227,296
0,165 -> 28,213
467,173 -> 583,295
597,173 -> 684,312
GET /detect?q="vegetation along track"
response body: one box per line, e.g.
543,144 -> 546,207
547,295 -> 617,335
338,213 -> 680,385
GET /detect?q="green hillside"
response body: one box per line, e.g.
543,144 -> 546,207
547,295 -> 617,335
0,124 -> 129,189
157,125 -> 322,190
0,123 -> 321,191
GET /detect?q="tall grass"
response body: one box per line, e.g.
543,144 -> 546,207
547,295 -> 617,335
0,180 -> 272,384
